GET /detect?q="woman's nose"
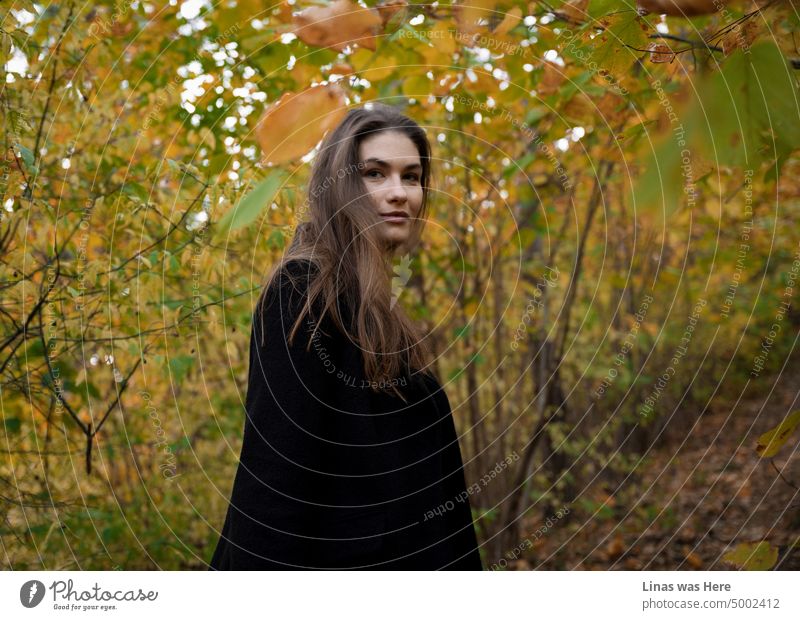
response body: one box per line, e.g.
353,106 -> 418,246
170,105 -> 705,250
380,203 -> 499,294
385,175 -> 408,202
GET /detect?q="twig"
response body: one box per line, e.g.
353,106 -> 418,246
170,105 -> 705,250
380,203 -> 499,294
770,458 -> 798,491
649,33 -> 723,53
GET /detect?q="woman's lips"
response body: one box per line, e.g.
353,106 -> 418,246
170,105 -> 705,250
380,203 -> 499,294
381,214 -> 409,223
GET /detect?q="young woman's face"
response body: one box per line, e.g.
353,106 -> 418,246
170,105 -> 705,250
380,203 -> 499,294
357,130 -> 424,252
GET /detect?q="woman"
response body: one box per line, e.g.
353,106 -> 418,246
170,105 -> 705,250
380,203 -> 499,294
209,104 -> 483,570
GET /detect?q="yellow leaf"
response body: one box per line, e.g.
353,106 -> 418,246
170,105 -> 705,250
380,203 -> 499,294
462,68 -> 497,96
756,409 -> 800,458
429,21 -> 458,55
350,47 -> 396,81
401,73 -> 432,99
722,541 -> 778,570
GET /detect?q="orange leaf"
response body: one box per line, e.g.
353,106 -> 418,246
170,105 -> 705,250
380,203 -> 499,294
537,61 -> 564,97
454,0 -> 502,36
558,0 -> 588,23
721,19 -> 759,56
648,43 -> 675,64
328,62 -> 354,75
605,535 -> 625,559
494,6 -> 522,36
254,84 -> 348,165
376,0 -> 408,27
433,72 -> 458,96
292,0 -> 383,52
274,0 -> 295,23
684,547 -> 704,569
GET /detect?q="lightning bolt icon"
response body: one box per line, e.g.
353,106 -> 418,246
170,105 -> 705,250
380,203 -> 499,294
28,582 -> 37,603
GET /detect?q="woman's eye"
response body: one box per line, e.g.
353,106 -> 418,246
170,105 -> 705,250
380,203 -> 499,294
364,169 -> 419,182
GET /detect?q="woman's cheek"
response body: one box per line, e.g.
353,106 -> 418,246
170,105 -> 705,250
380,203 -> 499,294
414,190 -> 424,212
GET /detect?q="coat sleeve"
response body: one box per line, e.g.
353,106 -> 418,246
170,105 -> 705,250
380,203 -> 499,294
211,262 -> 336,569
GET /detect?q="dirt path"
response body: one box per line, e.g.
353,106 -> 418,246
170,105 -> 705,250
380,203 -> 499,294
510,354 -> 800,571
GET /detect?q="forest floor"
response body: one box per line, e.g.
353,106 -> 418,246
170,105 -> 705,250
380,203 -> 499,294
510,352 -> 800,571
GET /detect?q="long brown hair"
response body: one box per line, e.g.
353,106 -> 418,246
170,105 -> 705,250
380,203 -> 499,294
256,103 -> 435,400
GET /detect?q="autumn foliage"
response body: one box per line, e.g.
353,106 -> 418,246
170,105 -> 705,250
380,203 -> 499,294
1,0 -> 798,569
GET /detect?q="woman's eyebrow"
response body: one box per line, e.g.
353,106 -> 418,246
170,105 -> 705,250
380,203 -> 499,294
361,157 -> 422,171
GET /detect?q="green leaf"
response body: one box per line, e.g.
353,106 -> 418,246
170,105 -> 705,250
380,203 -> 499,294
10,109 -> 32,134
168,355 -> 194,383
454,325 -> 471,340
694,42 -> 800,167
214,170 -> 286,240
169,435 -> 191,452
580,12 -> 648,76
102,524 -> 123,544
15,143 -> 34,168
3,417 -> 21,434
588,0 -> 638,18
630,128 -> 684,218
122,182 -> 149,204
25,339 -> 45,359
267,229 -> 286,250
525,106 -> 549,126
166,158 -> 201,179
26,524 -> 51,536
84,381 -> 101,400
504,151 -> 536,180
628,44 -> 799,214
205,153 -> 230,177
756,409 -> 800,458
448,366 -> 465,381
625,120 -> 656,145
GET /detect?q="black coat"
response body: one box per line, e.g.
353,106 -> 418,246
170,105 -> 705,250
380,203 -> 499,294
209,259 -> 483,570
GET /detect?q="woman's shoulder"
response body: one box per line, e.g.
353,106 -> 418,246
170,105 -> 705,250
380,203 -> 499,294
281,257 -> 319,277
273,258 -> 320,291
255,258 -> 331,341
260,258 -> 319,308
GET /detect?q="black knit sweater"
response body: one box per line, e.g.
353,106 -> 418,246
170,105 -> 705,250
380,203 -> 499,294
209,259 -> 483,570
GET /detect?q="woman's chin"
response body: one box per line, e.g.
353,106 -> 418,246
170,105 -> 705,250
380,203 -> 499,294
381,235 -> 407,253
